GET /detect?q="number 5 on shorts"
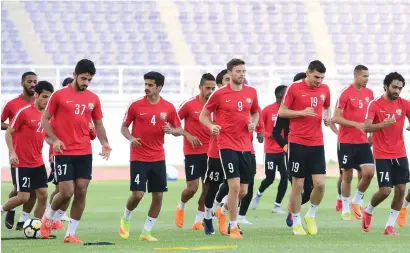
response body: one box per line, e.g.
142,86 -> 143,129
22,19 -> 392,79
57,164 -> 67,176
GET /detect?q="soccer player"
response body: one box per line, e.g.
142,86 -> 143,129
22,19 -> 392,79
202,69 -> 229,235
250,85 -> 288,214
1,81 -> 54,224
118,71 -> 183,241
1,72 -> 38,230
200,59 -> 259,239
40,59 -> 111,243
174,73 -> 216,230
279,60 -> 331,236
397,189 -> 410,227
362,72 -> 410,235
332,65 -> 375,220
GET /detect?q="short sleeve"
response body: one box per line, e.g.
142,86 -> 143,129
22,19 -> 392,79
324,86 -> 331,109
204,90 -> 220,113
10,108 -> 25,131
123,102 -> 136,125
336,89 -> 348,110
45,91 -> 59,116
250,89 -> 259,113
91,97 -> 103,121
365,100 -> 376,121
1,102 -> 10,122
177,101 -> 188,120
169,105 -> 181,128
282,84 -> 295,108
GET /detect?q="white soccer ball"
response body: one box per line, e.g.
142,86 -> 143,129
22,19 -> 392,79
23,218 -> 42,238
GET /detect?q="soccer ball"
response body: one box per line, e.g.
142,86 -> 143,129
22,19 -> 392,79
23,218 -> 42,238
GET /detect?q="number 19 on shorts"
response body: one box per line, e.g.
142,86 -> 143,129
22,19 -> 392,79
292,162 -> 299,172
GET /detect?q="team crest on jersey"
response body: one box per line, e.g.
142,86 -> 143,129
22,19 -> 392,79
246,97 -> 252,105
160,112 -> 167,121
396,109 -> 402,117
320,94 -> 326,102
365,97 -> 370,103
88,103 -> 94,111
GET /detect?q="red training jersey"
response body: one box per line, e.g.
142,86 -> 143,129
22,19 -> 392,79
178,95 -> 210,155
336,85 -> 374,144
204,83 -> 259,151
10,104 -> 45,168
124,96 -> 181,162
45,85 -> 103,155
262,102 -> 284,154
282,79 -> 330,146
207,136 -> 219,159
365,96 -> 410,159
1,94 -> 32,146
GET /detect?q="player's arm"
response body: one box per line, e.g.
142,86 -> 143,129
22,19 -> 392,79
1,121 -> 8,130
364,104 -> 395,132
1,105 -> 10,130
278,104 -> 311,118
332,108 -> 362,128
5,127 -> 16,156
45,136 -> 53,145
272,116 -> 289,151
41,111 -> 58,142
329,122 -> 339,135
93,119 -> 109,145
121,121 -> 134,141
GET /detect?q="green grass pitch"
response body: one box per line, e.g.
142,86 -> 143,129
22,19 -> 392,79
1,178 -> 409,253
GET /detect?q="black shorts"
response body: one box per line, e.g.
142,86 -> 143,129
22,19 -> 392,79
265,152 -> 287,178
130,160 -> 167,193
219,149 -> 252,184
184,154 -> 207,181
15,165 -> 48,192
47,162 -> 58,185
203,157 -> 224,184
338,143 -> 374,171
250,154 -> 256,184
54,155 -> 93,182
375,157 -> 410,188
11,166 -> 16,185
288,143 -> 326,178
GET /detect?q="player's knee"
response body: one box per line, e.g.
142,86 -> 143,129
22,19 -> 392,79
379,187 -> 392,198
17,193 -> 30,204
394,184 -> 406,196
36,190 -> 48,203
131,191 -> 144,201
314,181 -> 326,193
152,192 -> 163,203
265,176 -> 275,185
187,183 -> 199,195
361,166 -> 375,179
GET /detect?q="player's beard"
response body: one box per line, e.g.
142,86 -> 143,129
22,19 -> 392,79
24,85 -> 35,96
232,77 -> 242,85
388,91 -> 399,100
75,77 -> 87,91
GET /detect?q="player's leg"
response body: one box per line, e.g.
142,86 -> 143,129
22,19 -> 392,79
251,153 -> 276,210
31,165 -> 48,219
48,161 -> 69,226
214,181 -> 228,210
238,153 -> 256,224
383,158 -> 408,235
119,161 -> 147,239
288,143 -> 308,235
1,168 -> 32,219
336,171 -> 343,212
202,157 -> 224,235
304,145 -> 326,235
216,149 -> 241,237
5,167 -> 17,229
273,154 -> 288,213
302,175 -> 313,205
140,160 -> 168,241
338,143 -> 355,219
362,159 -> 392,232
351,144 -> 375,219
193,181 -> 208,229
398,188 -> 410,227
